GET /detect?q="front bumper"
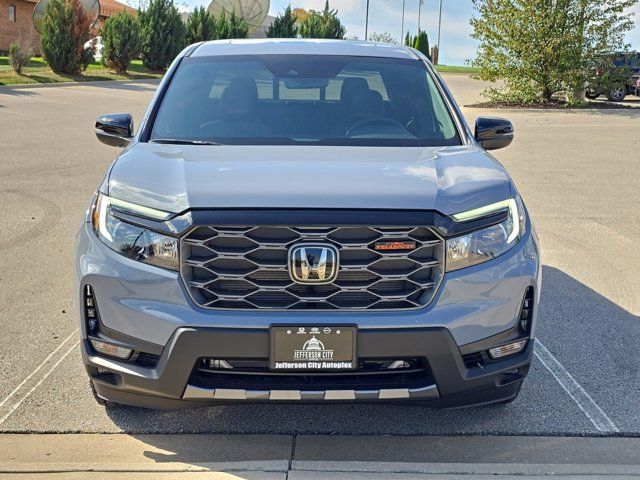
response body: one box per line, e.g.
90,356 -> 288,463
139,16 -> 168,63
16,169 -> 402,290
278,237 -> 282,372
76,222 -> 540,408
85,326 -> 534,408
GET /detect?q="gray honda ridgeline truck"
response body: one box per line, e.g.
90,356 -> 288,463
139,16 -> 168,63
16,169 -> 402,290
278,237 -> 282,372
76,39 -> 540,409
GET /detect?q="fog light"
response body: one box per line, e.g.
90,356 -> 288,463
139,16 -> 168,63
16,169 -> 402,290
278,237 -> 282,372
207,359 -> 233,369
489,340 -> 527,359
90,339 -> 132,359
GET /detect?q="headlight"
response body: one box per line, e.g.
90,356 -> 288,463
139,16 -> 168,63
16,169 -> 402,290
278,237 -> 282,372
446,197 -> 526,272
91,193 -> 179,270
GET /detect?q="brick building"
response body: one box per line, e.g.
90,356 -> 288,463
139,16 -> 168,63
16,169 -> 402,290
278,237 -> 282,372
0,0 -> 135,54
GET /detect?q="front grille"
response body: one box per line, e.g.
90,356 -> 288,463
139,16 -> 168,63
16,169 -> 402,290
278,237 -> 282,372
181,226 -> 444,310
190,357 -> 433,391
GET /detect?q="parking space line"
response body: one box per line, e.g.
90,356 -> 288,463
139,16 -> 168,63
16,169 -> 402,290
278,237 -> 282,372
534,339 -> 619,433
0,332 -> 79,426
0,330 -> 77,410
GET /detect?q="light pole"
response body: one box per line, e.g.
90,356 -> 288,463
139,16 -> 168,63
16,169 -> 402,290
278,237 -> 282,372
417,0 -> 423,33
365,0 -> 370,41
401,0 -> 406,43
436,0 -> 443,63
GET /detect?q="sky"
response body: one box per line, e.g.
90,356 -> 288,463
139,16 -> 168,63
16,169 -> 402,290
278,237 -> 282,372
178,1 -> 640,66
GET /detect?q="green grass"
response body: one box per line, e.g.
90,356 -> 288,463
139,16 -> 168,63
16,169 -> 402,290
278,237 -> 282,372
435,65 -> 480,74
0,57 -> 163,86
0,56 -> 478,86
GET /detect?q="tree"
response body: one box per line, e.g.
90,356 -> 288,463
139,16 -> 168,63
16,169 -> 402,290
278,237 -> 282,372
413,30 -> 430,59
368,32 -> 397,44
471,0 -> 638,104
266,5 -> 297,38
214,10 -> 249,39
40,0 -> 95,74
139,0 -> 185,71
404,31 -> 413,47
101,11 -> 141,73
299,1 -> 346,39
291,7 -> 310,25
185,6 -> 216,44
8,42 -> 32,74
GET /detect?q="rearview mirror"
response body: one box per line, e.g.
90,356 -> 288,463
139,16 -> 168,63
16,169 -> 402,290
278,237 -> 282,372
474,117 -> 514,151
95,113 -> 134,147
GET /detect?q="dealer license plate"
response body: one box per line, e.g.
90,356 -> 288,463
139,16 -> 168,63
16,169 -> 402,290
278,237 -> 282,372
270,325 -> 357,371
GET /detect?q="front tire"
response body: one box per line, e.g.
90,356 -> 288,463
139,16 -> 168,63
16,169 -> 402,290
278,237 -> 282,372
585,89 -> 599,100
607,85 -> 626,102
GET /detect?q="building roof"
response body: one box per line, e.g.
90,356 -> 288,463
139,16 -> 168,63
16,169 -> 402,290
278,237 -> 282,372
192,39 -> 420,60
99,0 -> 136,18
23,0 -> 135,16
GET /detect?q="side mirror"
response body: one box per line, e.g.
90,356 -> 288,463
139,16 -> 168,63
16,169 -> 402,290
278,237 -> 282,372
95,113 -> 134,147
474,117 -> 514,151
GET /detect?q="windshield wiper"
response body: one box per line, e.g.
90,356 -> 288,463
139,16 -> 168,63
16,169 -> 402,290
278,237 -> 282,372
150,138 -> 224,145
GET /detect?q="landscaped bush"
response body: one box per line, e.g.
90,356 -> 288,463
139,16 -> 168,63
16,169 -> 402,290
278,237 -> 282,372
8,42 -> 32,74
139,0 -> 185,71
185,6 -> 216,44
266,5 -> 297,38
298,1 -> 345,39
413,30 -> 430,60
40,0 -> 95,74
214,10 -> 249,40
101,11 -> 141,74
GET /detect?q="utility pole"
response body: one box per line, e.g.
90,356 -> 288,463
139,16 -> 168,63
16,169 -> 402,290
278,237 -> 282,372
365,0 -> 370,41
436,0 -> 443,64
401,0 -> 406,43
417,0 -> 423,33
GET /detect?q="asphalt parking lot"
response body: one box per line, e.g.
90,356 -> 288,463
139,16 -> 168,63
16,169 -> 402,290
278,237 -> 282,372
0,75 -> 638,438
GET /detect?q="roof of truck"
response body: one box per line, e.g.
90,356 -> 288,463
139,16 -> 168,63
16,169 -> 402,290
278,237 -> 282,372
191,39 -> 421,60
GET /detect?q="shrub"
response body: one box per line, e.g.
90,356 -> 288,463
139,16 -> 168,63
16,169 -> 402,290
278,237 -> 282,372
8,42 -> 32,74
101,11 -> 141,74
404,31 -> 413,47
139,0 -> 185,71
413,30 -> 430,59
298,1 -> 345,39
40,0 -> 95,74
266,5 -> 297,38
368,32 -> 396,44
215,10 -> 249,40
185,6 -> 216,44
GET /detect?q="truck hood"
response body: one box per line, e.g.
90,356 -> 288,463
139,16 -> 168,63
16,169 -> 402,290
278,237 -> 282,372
107,144 -> 513,216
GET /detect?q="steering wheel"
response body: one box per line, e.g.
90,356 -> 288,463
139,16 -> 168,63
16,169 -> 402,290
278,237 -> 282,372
345,117 -> 407,137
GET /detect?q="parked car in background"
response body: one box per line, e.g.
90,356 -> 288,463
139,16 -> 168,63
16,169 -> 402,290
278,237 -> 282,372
586,52 -> 640,101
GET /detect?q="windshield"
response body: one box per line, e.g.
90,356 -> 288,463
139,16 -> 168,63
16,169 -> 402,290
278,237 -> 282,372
150,54 -> 461,146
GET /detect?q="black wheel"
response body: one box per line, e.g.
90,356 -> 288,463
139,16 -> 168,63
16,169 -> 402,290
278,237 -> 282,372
90,380 -> 115,407
585,89 -> 599,100
607,85 -> 626,102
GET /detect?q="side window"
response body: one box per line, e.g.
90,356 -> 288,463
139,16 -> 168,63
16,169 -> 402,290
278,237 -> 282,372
8,4 -> 16,22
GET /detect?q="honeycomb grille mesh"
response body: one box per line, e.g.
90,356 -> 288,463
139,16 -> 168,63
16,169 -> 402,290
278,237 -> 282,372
180,226 -> 444,310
